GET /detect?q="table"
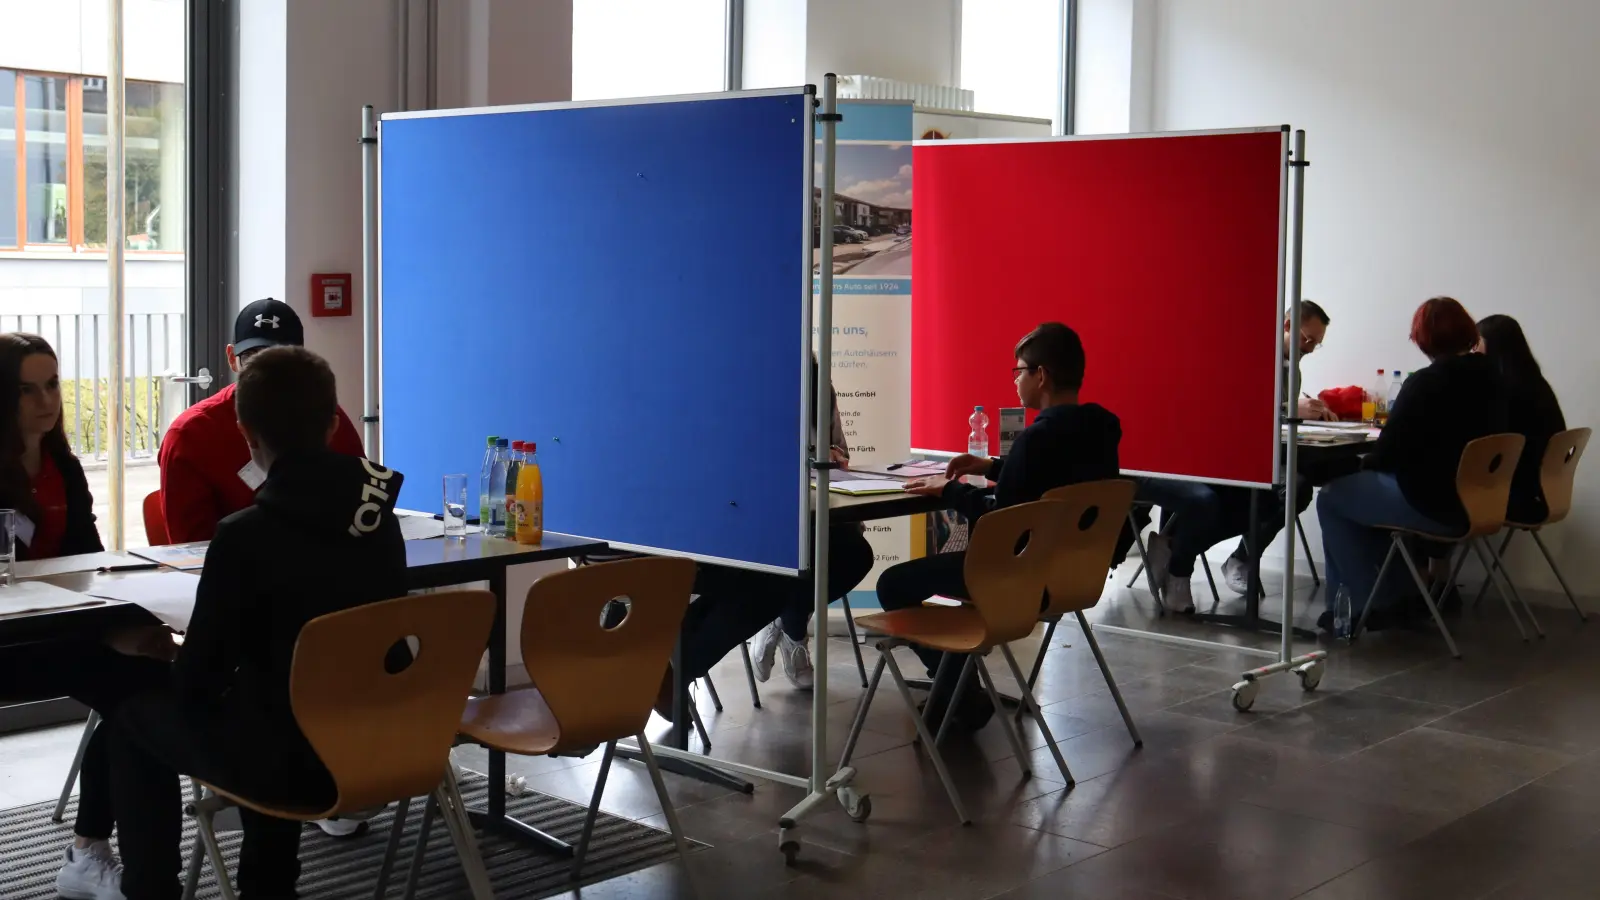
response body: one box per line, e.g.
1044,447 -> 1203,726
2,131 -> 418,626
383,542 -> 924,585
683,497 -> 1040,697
0,532 -> 609,857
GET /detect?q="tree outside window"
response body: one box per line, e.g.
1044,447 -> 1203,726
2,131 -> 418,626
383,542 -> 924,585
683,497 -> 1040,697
83,78 -> 185,251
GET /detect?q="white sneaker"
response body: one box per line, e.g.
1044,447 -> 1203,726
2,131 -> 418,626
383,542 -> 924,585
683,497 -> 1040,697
1222,555 -> 1250,595
1163,574 -> 1195,614
778,633 -> 815,690
56,841 -> 124,900
751,618 -> 782,683
314,816 -> 368,839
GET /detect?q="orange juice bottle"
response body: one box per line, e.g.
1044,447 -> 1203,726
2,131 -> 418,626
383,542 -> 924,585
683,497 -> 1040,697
514,441 -> 543,545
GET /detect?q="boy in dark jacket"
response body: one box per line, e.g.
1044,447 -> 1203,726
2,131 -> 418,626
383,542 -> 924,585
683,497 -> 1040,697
879,322 -> 1121,731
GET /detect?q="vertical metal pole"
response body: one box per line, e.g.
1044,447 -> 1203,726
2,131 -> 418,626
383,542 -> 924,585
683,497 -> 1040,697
1281,129 -> 1308,663
724,0 -> 744,92
811,74 -> 839,795
107,0 -> 127,550
360,106 -> 381,461
1057,0 -> 1078,135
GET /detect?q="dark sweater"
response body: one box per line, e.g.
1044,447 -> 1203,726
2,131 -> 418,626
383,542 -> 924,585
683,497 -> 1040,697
942,402 -> 1122,524
1502,374 -> 1566,523
1366,354 -> 1508,529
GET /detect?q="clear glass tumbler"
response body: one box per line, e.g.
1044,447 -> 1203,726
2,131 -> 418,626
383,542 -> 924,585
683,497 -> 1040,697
442,475 -> 469,539
0,509 -> 15,585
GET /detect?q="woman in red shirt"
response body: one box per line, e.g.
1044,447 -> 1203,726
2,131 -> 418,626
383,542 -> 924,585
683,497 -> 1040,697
0,333 -> 103,560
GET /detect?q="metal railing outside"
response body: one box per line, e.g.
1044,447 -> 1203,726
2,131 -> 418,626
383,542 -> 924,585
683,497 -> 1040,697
0,312 -> 184,463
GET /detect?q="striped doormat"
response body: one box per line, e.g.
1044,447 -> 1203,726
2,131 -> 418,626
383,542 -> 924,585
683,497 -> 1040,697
0,774 -> 700,899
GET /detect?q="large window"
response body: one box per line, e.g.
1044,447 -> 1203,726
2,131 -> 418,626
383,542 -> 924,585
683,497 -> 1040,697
571,0 -> 727,101
0,70 -> 183,252
960,0 -> 1063,126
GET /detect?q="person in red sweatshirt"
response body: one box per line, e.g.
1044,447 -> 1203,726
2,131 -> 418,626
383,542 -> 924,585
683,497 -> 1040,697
159,298 -> 365,544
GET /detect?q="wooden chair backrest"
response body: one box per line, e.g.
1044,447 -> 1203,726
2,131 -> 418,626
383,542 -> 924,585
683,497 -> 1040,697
962,500 -> 1073,646
1538,428 -> 1591,525
289,590 -> 495,814
142,491 -> 169,546
1039,479 -> 1138,617
1457,433 -> 1526,537
519,556 -> 696,751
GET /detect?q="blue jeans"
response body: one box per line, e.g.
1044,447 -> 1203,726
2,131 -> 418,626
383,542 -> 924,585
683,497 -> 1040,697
1316,470 -> 1454,612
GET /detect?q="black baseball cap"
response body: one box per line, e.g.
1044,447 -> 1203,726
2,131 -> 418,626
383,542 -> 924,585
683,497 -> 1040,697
233,298 -> 305,355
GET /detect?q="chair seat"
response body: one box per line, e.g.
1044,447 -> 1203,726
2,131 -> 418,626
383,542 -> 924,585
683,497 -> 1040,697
459,686 -> 565,756
856,604 -> 990,654
194,780 -> 334,823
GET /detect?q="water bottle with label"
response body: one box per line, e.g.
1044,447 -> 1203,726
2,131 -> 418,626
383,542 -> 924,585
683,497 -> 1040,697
1386,369 -> 1404,418
1333,585 -> 1353,639
488,438 -> 510,537
966,406 -> 990,486
478,436 -> 499,527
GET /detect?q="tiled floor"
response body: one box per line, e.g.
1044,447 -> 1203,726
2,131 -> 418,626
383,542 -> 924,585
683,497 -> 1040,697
6,561 -> 1600,899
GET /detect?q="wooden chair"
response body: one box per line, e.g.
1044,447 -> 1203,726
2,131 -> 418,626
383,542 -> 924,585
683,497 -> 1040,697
839,500 -> 1078,825
1012,480 -> 1142,745
395,557 -> 696,885
1351,434 -> 1528,658
183,590 -> 498,900
53,491 -> 174,822
1469,428 -> 1591,621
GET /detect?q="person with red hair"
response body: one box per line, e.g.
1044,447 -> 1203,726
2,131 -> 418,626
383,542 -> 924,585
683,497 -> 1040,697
1315,296 -> 1508,633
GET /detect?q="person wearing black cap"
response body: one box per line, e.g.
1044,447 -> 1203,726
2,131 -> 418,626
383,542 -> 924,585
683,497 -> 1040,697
158,299 -> 365,544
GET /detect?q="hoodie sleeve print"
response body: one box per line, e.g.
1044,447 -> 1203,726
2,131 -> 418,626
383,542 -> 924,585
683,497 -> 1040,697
172,521 -> 250,705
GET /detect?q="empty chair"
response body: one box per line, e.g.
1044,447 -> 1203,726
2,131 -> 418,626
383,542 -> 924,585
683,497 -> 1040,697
1471,427 -> 1591,620
1351,434 -> 1529,657
839,499 -> 1079,824
183,590 -> 498,900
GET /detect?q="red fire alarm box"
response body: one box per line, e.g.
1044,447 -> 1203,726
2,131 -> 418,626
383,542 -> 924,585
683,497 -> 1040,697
310,273 -> 353,317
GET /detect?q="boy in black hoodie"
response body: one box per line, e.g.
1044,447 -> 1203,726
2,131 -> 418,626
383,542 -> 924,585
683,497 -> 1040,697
877,322 -> 1121,731
99,347 -> 405,899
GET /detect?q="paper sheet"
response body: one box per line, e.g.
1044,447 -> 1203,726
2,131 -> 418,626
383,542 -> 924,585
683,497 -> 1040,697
828,480 -> 908,496
0,581 -> 105,619
84,572 -> 202,631
130,543 -> 210,571
14,553 -> 144,579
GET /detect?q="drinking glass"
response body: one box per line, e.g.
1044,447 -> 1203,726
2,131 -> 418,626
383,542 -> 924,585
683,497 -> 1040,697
0,509 -> 14,585
442,475 -> 469,539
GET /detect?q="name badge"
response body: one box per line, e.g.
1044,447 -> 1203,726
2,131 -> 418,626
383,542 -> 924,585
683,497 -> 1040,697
238,461 -> 268,491
13,513 -> 36,546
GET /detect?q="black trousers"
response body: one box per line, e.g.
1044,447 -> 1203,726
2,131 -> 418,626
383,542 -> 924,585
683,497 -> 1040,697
679,528 -> 875,681
874,551 -> 970,678
0,640 -> 324,899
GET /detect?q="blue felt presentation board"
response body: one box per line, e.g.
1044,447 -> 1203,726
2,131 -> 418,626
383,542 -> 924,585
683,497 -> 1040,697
379,90 -> 814,572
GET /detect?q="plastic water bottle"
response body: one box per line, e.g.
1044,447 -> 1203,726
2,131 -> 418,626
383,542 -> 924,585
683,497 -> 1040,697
488,438 -> 510,537
504,441 -> 524,531
966,406 -> 990,485
1333,585 -> 1353,638
478,436 -> 499,527
1386,370 -> 1404,418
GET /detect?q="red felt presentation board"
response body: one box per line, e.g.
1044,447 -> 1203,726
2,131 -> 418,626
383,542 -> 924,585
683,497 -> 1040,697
911,128 -> 1288,486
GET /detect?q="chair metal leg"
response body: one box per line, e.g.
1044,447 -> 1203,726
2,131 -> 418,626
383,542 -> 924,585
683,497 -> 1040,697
435,765 -> 496,900
840,594 -> 870,688
919,651 -> 957,732
976,656 -> 1031,779
1482,536 -> 1542,637
702,674 -> 723,712
1471,531 -> 1516,610
1350,541 -> 1398,642
1396,540 -> 1462,658
635,732 -> 692,866
195,796 -> 238,900
1014,618 -> 1059,727
373,796 -> 412,900
572,741 -> 617,880
738,642 -> 762,709
182,824 -> 205,900
402,795 -> 437,900
1128,512 -> 1165,614
999,646 -> 1073,786
1199,554 -> 1222,613
933,656 -> 978,747
688,699 -> 712,752
1076,611 -> 1142,747
1298,514 -> 1321,586
884,651 -> 971,824
1529,529 -> 1586,621
1470,538 -> 1532,641
1125,561 -> 1145,588
53,712 -> 99,824
840,653 -> 887,769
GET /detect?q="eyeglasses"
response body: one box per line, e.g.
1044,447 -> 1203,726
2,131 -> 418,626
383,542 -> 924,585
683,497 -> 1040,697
1012,365 -> 1037,378
1299,330 -> 1324,352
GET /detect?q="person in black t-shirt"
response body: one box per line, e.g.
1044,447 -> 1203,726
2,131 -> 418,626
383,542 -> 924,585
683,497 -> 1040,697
1477,314 -> 1565,523
876,323 -> 1122,731
1316,297 -> 1507,632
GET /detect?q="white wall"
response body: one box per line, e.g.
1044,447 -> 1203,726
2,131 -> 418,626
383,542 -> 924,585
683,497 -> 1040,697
0,0 -> 185,83
1146,0 -> 1600,595
742,0 -> 808,88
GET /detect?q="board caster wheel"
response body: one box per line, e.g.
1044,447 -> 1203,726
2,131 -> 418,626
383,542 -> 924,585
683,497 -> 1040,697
838,787 -> 872,823
1294,660 -> 1324,692
778,827 -> 800,866
1231,678 -> 1259,712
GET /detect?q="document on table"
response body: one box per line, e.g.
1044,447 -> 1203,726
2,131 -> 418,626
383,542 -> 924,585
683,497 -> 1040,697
84,572 -> 202,632
828,479 -> 908,496
0,581 -> 105,619
13,552 -> 143,579
130,542 -> 210,571
851,459 -> 947,478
